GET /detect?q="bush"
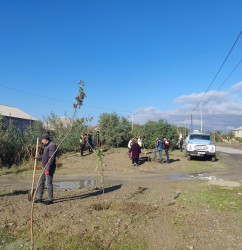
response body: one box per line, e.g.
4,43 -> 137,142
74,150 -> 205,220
0,113 -> 89,167
98,113 -> 132,147
98,113 -> 179,149
133,120 -> 179,149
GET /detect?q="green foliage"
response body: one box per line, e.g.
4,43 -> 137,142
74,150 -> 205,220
223,130 -> 235,141
235,137 -> 242,143
98,114 -> 179,149
98,113 -> 132,147
0,120 -> 45,167
133,119 -> 179,149
73,80 -> 86,109
43,113 -> 88,153
0,112 -> 89,167
209,131 -> 223,143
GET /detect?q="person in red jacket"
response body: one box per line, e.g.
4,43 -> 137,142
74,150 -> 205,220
163,137 -> 170,163
129,139 -> 141,166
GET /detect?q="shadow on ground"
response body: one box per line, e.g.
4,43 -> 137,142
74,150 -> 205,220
0,190 -> 29,197
53,184 -> 123,204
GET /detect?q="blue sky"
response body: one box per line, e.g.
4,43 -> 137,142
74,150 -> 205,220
0,0 -> 241,132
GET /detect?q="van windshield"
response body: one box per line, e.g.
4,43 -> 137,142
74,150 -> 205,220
190,134 -> 210,140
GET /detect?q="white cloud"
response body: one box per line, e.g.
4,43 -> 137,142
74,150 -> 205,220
231,81 -> 242,91
175,91 -> 229,104
132,88 -> 242,132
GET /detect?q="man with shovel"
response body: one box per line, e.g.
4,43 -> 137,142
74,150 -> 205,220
34,134 -> 57,205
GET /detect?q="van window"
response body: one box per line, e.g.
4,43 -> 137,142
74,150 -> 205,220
190,134 -> 210,140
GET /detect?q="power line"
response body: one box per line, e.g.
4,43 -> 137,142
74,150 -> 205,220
205,59 -> 242,104
0,82 -> 133,114
0,83 -> 72,104
189,30 -> 242,115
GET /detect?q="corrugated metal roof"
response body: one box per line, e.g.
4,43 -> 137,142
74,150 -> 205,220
0,104 -> 38,120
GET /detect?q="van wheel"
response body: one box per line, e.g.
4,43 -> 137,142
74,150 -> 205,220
211,156 -> 216,162
187,155 -> 191,161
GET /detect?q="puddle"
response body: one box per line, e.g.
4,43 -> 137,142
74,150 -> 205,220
155,173 -> 222,181
189,173 -> 221,181
219,153 -> 230,157
54,179 -> 119,190
153,173 -> 190,181
170,173 -> 190,180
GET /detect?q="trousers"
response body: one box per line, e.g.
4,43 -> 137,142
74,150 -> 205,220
37,171 -> 54,201
153,149 -> 162,161
165,149 -> 170,163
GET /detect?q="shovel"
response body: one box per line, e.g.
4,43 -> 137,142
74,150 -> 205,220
28,137 -> 39,201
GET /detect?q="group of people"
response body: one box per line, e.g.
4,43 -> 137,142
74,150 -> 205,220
128,136 -> 170,166
80,132 -> 94,156
34,132 -> 172,205
153,137 -> 170,163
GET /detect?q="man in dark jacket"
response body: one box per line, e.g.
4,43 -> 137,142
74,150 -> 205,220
88,132 -> 94,152
179,138 -> 183,152
35,134 -> 57,205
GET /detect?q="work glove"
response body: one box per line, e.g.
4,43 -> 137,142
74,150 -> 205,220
45,170 -> 50,175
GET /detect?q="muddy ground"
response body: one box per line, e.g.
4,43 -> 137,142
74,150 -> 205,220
0,146 -> 241,249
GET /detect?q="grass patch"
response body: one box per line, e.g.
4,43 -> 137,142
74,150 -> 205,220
181,158 -> 214,173
112,240 -> 147,250
0,227 -> 16,246
32,231 -> 147,250
0,225 -> 29,249
178,184 -> 242,212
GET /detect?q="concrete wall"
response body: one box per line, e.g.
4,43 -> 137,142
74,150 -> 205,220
233,129 -> 242,138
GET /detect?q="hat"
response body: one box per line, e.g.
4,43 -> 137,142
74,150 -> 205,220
40,133 -> 50,140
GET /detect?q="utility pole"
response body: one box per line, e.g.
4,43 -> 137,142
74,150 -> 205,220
200,101 -> 207,133
184,118 -> 187,138
200,102 -> 203,133
191,115 -> 193,133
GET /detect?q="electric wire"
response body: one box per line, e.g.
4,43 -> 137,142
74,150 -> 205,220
189,30 -> 242,115
0,83 -> 72,104
205,59 -> 242,104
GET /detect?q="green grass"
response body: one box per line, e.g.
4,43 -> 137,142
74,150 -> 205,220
0,226 -> 29,249
0,223 -> 147,250
0,227 -> 16,246
178,184 -> 242,212
33,232 -> 146,250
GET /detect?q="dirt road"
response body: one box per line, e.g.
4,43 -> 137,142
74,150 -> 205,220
216,145 -> 242,155
0,147 -> 241,249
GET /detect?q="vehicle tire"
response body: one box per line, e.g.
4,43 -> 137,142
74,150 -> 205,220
187,155 -> 191,161
211,156 -> 216,162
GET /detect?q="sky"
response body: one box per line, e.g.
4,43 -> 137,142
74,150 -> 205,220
0,0 -> 242,133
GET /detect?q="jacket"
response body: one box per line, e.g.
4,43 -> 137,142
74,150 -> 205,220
156,139 -> 163,150
80,135 -> 86,145
164,140 -> 170,150
38,141 -> 57,173
129,143 -> 141,159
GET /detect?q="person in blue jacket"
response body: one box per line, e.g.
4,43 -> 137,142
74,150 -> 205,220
153,137 -> 163,162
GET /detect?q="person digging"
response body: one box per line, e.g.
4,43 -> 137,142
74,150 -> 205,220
34,133 -> 57,205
